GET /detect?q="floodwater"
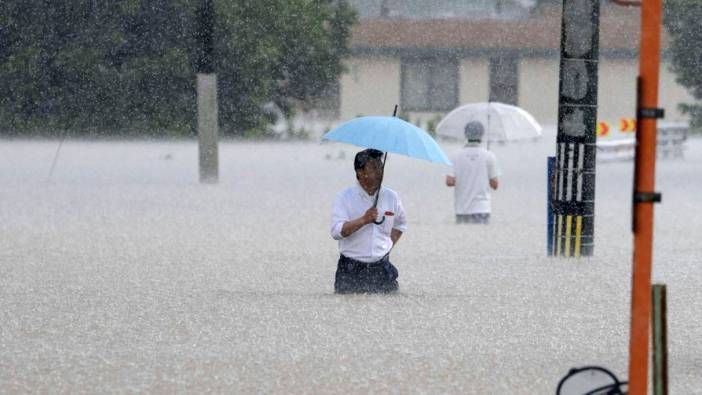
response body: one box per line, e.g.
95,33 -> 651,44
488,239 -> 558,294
1,130 -> 701,393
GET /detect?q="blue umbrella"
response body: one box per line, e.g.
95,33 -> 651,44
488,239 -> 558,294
322,112 -> 450,224
322,116 -> 451,165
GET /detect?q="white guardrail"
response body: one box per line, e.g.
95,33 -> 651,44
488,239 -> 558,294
596,122 -> 688,162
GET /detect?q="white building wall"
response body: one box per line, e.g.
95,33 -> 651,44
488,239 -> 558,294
338,55 -> 693,130
458,58 -> 490,105
339,57 -> 401,120
596,59 -> 693,125
597,59 -> 638,123
518,58 -> 560,124
519,58 -> 693,127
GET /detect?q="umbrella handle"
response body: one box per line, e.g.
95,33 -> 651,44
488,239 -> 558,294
373,216 -> 386,225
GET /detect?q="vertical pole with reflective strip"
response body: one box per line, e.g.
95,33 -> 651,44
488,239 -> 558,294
553,0 -> 600,257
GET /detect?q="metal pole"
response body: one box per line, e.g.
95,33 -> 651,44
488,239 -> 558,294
628,0 -> 663,393
552,0 -> 600,257
196,0 -> 218,183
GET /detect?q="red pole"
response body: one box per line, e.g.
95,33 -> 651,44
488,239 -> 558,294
628,0 -> 663,393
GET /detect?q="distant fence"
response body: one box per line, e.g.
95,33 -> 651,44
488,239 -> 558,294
596,122 -> 688,162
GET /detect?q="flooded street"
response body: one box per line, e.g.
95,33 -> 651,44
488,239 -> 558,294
2,133 -> 701,393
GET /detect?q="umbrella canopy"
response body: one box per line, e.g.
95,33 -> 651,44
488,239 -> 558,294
323,115 -> 450,225
323,116 -> 451,166
436,102 -> 543,143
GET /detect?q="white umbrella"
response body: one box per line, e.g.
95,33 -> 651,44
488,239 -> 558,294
436,102 -> 543,143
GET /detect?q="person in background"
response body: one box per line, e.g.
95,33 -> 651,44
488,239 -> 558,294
330,148 -> 407,293
446,122 -> 500,224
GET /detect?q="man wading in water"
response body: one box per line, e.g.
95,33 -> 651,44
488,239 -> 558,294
330,148 -> 407,294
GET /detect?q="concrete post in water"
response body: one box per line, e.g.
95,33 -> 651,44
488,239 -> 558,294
196,0 -> 218,183
197,74 -> 219,183
552,0 -> 600,257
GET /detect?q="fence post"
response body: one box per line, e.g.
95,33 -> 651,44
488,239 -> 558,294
652,283 -> 668,395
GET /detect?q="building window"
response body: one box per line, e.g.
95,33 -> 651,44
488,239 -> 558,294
489,55 -> 518,105
401,57 -> 458,112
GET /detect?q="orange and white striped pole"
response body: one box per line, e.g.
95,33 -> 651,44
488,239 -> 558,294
628,0 -> 664,393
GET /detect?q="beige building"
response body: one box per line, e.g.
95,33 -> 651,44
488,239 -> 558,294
336,2 -> 694,130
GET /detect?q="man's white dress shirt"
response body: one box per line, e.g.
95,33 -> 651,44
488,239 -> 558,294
330,184 -> 407,263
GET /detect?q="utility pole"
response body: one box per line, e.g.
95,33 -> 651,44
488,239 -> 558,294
196,0 -> 219,183
551,0 -> 600,257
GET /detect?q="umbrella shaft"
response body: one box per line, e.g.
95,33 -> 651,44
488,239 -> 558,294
373,152 -> 389,208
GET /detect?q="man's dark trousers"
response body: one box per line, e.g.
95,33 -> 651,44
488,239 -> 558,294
334,254 -> 398,294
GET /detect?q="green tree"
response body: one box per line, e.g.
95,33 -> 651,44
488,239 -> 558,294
0,1 -> 196,136
0,0 -> 356,137
663,0 -> 702,129
213,0 -> 355,136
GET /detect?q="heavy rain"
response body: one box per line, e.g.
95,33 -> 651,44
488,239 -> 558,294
1,1 -> 701,393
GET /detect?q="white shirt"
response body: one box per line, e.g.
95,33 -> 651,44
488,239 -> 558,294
330,184 -> 407,262
448,144 -> 500,215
